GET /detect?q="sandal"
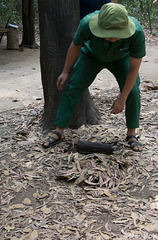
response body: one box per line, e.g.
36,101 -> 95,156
126,135 -> 143,152
42,131 -> 63,148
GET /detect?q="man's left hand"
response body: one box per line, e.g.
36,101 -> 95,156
111,96 -> 125,114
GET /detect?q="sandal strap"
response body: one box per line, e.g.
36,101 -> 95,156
126,135 -> 138,141
47,136 -> 56,144
128,140 -> 142,146
46,132 -> 62,144
53,131 -> 62,139
129,141 -> 142,149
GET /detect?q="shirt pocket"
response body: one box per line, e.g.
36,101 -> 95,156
117,45 -> 129,59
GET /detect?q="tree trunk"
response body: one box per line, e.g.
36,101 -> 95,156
21,0 -> 38,49
38,0 -> 100,131
146,1 -> 152,33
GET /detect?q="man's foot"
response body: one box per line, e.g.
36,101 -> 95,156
42,131 -> 64,148
126,135 -> 143,152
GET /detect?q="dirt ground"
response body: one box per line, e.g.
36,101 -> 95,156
0,35 -> 158,240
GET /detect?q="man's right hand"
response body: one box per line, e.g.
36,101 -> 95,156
56,41 -> 82,91
57,72 -> 69,90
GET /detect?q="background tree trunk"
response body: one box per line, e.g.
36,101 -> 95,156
21,0 -> 38,49
38,0 -> 100,131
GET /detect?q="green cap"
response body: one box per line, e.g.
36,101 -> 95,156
89,3 -> 136,38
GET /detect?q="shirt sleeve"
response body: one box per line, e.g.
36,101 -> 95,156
73,14 -> 93,46
129,18 -> 146,58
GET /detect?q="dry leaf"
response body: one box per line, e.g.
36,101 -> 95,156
23,198 -> 31,205
142,224 -> 158,232
97,188 -> 112,197
9,204 -> 25,209
131,212 -> 139,226
41,206 -> 52,214
74,214 -> 86,223
22,230 -> 38,240
150,201 -> 158,210
4,226 -> 15,231
99,231 -> 110,239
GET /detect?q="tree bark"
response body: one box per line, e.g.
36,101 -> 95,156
38,0 -> 100,131
21,0 -> 38,49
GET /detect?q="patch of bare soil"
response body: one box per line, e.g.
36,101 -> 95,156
0,35 -> 158,239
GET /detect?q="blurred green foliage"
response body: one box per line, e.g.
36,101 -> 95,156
0,0 -> 38,26
0,0 -> 22,25
0,0 -> 158,34
118,0 -> 158,34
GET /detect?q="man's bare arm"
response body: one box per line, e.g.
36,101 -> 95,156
57,41 -> 82,90
111,57 -> 142,114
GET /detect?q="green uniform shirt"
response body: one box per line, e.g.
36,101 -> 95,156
73,12 -> 146,63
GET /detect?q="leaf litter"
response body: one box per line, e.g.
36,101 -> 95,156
0,52 -> 158,240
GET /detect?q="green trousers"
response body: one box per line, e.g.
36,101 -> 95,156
54,53 -> 141,129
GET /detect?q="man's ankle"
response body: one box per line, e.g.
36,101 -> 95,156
127,128 -> 136,136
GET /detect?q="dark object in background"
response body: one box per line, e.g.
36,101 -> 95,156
76,140 -> 114,154
80,0 -> 111,19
